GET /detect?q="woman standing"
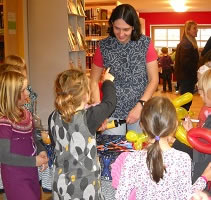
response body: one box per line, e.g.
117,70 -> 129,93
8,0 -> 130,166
175,20 -> 199,111
90,4 -> 158,135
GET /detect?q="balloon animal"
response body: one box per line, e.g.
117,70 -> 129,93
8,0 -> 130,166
126,130 -> 148,150
172,92 -> 193,121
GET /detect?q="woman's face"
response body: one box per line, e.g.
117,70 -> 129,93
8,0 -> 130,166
18,78 -> 29,106
113,18 -> 133,44
188,24 -> 198,38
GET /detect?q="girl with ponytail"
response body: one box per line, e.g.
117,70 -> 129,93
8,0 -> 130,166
112,96 -> 211,200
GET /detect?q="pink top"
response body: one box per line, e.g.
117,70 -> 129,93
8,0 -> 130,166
112,148 -> 206,200
198,106 -> 211,128
93,40 -> 157,67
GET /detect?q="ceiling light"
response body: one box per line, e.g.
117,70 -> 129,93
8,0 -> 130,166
170,0 -> 188,12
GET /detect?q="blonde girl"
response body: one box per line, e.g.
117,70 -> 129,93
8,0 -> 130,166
0,70 -> 48,200
49,68 -> 116,199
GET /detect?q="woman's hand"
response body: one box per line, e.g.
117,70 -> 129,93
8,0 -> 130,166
126,103 -> 142,124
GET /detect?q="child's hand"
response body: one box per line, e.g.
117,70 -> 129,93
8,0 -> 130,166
97,119 -> 108,132
103,68 -> 114,82
201,162 -> 211,181
182,117 -> 193,131
40,163 -> 48,172
36,151 -> 48,167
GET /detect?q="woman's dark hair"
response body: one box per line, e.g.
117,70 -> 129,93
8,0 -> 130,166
108,4 -> 141,41
140,96 -> 177,183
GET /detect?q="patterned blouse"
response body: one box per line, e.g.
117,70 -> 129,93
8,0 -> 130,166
115,148 -> 206,200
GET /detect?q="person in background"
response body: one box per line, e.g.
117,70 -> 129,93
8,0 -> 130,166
90,4 -> 158,135
112,96 -> 211,200
0,70 -> 48,200
158,47 -> 173,92
201,36 -> 211,57
175,20 -> 199,111
49,68 -> 116,199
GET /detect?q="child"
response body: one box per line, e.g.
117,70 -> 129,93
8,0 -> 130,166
4,55 -> 38,114
112,96 -> 211,200
184,69 -> 211,194
159,47 -> 173,92
0,70 -> 48,200
49,68 -> 116,199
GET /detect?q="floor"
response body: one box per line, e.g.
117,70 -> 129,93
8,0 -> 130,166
0,84 -> 204,200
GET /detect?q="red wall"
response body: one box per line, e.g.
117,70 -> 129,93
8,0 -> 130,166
139,12 -> 211,36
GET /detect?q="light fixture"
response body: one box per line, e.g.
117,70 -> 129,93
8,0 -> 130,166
170,0 -> 188,12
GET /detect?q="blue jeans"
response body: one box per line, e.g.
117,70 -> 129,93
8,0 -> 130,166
102,117 -> 142,135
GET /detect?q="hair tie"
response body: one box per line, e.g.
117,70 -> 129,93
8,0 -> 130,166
155,136 -> 160,141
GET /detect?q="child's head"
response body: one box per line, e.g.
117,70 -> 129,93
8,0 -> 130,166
161,47 -> 168,55
0,70 -> 28,123
0,63 -> 26,75
140,96 -> 177,183
54,68 -> 89,123
4,55 -> 27,76
198,69 -> 211,107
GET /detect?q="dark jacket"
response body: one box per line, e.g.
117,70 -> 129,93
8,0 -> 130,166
201,36 -> 211,57
175,36 -> 199,83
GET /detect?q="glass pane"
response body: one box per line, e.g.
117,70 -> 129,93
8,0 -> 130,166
200,29 -> 211,40
155,29 -> 167,40
155,41 -> 167,48
168,29 -> 180,40
168,41 -> 180,48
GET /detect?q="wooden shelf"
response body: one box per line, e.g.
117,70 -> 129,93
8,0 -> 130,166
85,20 -> 108,23
86,35 -> 107,41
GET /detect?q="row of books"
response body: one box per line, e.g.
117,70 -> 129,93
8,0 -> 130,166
85,23 -> 108,37
67,0 -> 85,16
85,8 -> 108,20
68,26 -> 86,51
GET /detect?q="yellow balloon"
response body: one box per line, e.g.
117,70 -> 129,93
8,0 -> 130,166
137,134 -> 148,143
134,141 -> 143,150
126,130 -> 139,142
172,92 -> 193,108
176,107 -> 188,120
175,125 -> 192,147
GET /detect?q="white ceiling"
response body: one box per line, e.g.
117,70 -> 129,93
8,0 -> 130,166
85,0 -> 211,13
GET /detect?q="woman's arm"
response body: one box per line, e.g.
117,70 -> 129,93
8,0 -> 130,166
90,64 -> 104,104
127,60 -> 159,124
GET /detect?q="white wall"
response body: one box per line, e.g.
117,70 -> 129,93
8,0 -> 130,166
27,0 -> 69,127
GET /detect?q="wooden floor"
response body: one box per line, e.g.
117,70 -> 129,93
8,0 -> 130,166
0,84 -> 204,200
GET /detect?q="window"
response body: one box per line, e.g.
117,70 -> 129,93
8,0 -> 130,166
196,28 -> 211,48
152,25 -> 211,53
152,27 -> 181,53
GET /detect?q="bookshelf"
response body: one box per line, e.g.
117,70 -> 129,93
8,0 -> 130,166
68,0 -> 86,69
84,1 -> 121,68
